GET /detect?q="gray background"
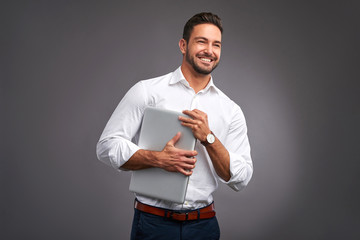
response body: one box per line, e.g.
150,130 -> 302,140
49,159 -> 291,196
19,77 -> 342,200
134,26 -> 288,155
2,0 -> 359,239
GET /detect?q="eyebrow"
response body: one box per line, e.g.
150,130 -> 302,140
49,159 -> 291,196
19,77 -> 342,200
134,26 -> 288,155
194,37 -> 222,45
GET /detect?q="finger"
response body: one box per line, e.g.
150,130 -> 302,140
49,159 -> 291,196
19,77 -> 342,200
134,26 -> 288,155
166,132 -> 181,146
181,121 -> 196,129
192,109 -> 205,115
178,116 -> 196,123
182,110 -> 198,119
180,156 -> 197,165
180,149 -> 198,158
179,169 -> 193,176
177,165 -> 194,176
183,110 -> 207,123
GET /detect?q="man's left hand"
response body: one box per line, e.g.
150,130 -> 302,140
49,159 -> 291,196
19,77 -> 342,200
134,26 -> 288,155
179,109 -> 211,142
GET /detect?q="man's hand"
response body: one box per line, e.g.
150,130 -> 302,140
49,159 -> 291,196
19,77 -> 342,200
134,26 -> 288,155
155,132 -> 198,176
179,109 -> 211,142
180,109 -> 231,181
122,132 -> 197,176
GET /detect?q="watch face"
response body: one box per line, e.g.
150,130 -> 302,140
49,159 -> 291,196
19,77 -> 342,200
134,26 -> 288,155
207,133 -> 215,144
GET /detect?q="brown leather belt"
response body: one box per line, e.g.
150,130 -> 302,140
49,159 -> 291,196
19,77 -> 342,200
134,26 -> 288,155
134,200 -> 216,221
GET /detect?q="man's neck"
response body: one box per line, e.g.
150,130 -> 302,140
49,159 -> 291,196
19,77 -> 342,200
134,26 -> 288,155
180,64 -> 211,94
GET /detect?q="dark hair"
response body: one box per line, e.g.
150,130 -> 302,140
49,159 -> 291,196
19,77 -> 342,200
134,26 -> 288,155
182,12 -> 223,42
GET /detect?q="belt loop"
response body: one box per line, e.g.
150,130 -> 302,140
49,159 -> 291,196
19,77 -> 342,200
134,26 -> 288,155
197,209 -> 200,220
185,212 -> 189,221
164,210 -> 168,219
169,211 -> 173,220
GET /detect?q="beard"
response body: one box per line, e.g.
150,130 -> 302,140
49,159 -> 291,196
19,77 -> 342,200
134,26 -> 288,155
185,50 -> 219,75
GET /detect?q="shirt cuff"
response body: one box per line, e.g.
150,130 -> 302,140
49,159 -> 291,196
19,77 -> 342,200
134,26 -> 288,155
108,139 -> 141,170
219,151 -> 253,191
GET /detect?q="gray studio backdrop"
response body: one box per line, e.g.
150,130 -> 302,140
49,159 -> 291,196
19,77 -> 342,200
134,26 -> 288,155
2,1 -> 359,239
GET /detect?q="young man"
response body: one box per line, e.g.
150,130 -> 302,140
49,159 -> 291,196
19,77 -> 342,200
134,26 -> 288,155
97,12 -> 253,240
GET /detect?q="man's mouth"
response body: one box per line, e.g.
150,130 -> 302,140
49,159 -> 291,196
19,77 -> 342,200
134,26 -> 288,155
198,57 -> 214,63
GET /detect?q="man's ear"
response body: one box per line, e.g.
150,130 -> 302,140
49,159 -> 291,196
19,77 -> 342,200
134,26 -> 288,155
179,39 -> 187,55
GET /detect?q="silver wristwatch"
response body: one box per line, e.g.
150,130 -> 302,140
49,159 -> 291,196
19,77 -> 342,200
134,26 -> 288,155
201,132 -> 215,146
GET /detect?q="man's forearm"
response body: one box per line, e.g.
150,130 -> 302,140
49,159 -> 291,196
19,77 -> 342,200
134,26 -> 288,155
205,137 -> 231,182
179,109 -> 231,181
121,149 -> 158,170
121,133 -> 198,176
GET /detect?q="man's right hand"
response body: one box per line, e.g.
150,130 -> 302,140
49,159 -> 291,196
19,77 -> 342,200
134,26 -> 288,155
155,132 -> 197,176
121,132 -> 197,176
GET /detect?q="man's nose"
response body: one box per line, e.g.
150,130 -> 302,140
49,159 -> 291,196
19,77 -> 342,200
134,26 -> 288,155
203,44 -> 213,55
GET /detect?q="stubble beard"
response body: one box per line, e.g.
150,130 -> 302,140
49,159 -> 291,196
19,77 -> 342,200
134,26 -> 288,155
185,50 -> 219,75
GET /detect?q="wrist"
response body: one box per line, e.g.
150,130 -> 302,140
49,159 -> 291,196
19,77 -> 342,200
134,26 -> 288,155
201,131 -> 215,146
141,149 -> 160,168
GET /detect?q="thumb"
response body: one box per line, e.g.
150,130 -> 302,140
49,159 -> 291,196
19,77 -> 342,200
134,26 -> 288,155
166,132 -> 181,147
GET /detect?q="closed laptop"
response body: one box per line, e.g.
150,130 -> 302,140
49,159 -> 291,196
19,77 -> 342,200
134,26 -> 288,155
129,107 -> 196,203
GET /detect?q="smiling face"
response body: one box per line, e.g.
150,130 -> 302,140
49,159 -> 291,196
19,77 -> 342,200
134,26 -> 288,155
180,23 -> 222,75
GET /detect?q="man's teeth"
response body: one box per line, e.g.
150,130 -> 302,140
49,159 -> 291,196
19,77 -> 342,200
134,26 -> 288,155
200,58 -> 211,62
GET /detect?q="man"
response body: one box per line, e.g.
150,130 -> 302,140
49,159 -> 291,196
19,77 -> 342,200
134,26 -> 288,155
97,12 -> 253,240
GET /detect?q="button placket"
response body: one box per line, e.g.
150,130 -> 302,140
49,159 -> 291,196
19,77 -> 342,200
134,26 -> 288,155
190,94 -> 199,110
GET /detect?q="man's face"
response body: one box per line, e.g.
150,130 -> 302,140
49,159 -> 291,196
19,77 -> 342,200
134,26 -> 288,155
184,23 -> 222,75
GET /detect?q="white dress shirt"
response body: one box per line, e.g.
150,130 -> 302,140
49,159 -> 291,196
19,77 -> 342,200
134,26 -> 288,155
97,67 -> 253,210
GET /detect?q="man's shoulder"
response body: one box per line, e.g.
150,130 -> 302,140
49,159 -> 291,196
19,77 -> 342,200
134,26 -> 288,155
210,85 -> 245,119
138,70 -> 174,86
212,85 -> 238,106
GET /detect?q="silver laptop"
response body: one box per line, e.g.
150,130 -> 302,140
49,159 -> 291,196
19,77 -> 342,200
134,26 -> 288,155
129,107 -> 196,203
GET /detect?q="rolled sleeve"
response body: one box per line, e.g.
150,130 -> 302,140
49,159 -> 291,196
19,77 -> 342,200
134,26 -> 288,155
96,137 -> 140,170
220,105 -> 253,191
96,81 -> 147,170
220,151 -> 253,191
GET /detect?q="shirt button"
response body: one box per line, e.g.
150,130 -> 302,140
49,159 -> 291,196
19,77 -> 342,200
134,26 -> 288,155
184,201 -> 188,205
191,96 -> 199,109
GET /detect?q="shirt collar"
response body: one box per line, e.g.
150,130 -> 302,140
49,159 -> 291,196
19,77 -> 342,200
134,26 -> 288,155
169,66 -> 218,93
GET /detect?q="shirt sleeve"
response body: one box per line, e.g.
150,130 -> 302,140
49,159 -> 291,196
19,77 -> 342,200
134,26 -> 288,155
219,104 -> 253,191
96,81 -> 147,170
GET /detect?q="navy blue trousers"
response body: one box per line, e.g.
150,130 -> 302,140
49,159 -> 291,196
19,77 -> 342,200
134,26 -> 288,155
130,209 -> 220,240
